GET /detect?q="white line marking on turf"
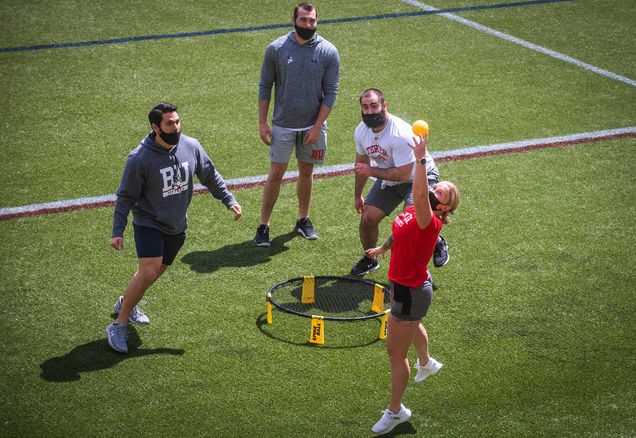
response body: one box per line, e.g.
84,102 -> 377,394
399,0 -> 636,87
1,127 -> 634,220
436,126 -> 636,159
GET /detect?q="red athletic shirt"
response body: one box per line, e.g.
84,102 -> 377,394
388,205 -> 442,288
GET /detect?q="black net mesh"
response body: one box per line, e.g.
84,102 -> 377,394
267,276 -> 390,321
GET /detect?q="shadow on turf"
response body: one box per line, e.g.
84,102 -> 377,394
181,231 -> 296,273
39,326 -> 185,382
255,313 -> 383,349
379,423 -> 417,437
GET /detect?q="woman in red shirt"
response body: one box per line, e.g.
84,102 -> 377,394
366,133 -> 460,435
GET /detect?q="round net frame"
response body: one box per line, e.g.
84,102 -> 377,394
267,275 -> 390,321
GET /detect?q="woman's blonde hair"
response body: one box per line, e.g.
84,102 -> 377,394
436,181 -> 460,224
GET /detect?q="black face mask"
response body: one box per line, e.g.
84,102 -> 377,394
159,130 -> 181,146
294,25 -> 316,41
361,111 -> 386,129
429,190 -> 441,210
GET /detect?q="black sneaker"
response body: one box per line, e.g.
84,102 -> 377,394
254,224 -> 270,247
295,217 -> 318,240
433,235 -> 449,267
351,256 -> 380,276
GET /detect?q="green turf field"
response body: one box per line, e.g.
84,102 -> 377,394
1,1 -> 635,436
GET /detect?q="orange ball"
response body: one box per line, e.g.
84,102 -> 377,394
412,120 -> 429,137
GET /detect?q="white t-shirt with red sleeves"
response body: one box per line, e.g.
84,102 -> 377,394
388,206 -> 442,288
354,113 -> 435,188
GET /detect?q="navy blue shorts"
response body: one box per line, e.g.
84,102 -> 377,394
133,224 -> 186,265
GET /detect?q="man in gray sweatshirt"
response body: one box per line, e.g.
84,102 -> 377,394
255,2 -> 340,247
106,102 -> 242,353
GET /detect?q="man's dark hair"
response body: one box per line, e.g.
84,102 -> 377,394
148,102 -> 178,128
359,88 -> 385,105
294,2 -> 316,20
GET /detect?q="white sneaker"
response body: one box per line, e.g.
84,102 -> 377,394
113,296 -> 150,325
371,404 -> 411,435
414,357 -> 443,382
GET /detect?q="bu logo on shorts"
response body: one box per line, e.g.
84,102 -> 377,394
311,149 -> 324,160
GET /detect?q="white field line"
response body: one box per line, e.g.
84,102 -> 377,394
1,127 -> 634,220
399,0 -> 636,87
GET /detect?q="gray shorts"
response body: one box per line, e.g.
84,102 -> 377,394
365,175 -> 441,216
270,124 -> 327,164
364,180 -> 413,216
389,279 -> 433,321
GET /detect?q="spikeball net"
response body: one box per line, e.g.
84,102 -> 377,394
266,275 -> 391,345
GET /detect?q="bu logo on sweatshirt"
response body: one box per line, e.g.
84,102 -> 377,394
160,162 -> 190,197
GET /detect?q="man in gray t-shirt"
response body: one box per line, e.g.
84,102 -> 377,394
254,2 -> 340,247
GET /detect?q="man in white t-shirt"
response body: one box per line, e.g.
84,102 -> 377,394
351,88 -> 448,276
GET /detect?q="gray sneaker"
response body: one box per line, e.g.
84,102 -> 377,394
114,296 -> 150,325
105,322 -> 128,353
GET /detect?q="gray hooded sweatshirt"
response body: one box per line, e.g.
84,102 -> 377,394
112,133 -> 236,237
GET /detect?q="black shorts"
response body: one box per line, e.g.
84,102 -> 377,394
389,279 -> 433,321
133,224 -> 186,265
